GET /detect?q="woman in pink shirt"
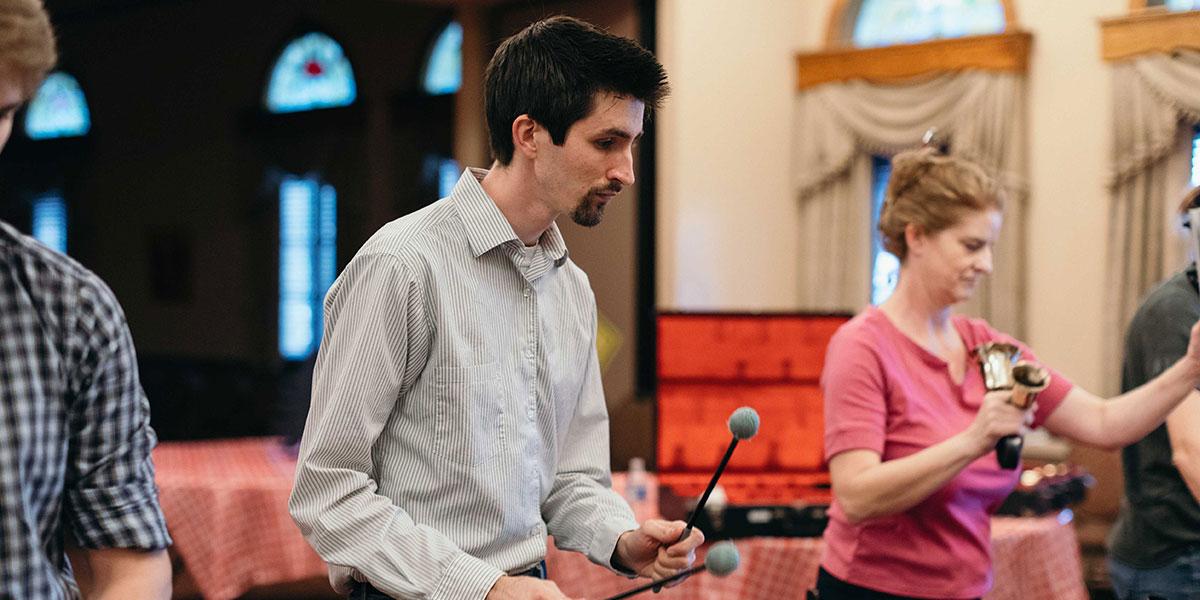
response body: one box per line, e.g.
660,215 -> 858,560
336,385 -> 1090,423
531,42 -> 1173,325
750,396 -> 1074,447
818,147 -> 1200,599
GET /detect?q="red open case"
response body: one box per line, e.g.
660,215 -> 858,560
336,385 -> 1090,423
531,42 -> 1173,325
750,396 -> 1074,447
656,312 -> 852,509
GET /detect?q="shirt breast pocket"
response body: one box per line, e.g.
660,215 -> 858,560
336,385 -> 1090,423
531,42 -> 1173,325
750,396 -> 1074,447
432,362 -> 505,467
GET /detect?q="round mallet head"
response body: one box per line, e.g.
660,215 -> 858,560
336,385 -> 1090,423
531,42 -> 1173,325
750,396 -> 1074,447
704,541 -> 740,577
728,407 -> 760,440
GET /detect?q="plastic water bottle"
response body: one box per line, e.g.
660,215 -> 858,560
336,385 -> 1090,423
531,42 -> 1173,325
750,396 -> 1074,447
625,457 -> 650,521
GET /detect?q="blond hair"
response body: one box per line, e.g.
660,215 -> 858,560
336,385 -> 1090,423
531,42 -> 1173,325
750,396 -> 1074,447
0,0 -> 56,97
878,147 -> 1005,260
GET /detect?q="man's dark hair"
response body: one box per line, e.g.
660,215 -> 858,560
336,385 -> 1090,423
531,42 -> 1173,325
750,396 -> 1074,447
484,15 -> 668,165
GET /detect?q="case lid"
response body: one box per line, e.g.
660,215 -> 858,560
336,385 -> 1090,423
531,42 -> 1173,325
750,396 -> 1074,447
656,313 -> 850,505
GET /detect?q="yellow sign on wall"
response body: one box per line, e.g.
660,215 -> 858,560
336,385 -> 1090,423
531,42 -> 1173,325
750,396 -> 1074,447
596,311 -> 623,374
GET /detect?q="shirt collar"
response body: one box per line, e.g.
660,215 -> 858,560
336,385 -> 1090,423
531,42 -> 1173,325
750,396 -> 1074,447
452,168 -> 569,267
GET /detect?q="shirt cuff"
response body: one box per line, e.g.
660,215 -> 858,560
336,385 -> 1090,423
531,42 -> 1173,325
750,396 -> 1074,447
587,513 -> 639,576
69,491 -> 172,551
430,552 -> 504,600
824,427 -> 885,463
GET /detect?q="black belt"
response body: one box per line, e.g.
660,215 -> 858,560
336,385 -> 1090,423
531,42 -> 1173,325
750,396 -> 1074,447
513,560 -> 547,579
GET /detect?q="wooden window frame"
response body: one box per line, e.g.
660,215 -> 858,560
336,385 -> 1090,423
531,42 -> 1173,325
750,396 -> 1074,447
799,0 -> 1028,90
1101,7 -> 1200,62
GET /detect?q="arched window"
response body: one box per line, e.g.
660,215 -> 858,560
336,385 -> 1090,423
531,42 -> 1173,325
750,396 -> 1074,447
278,175 -> 337,360
422,21 -> 463,95
851,0 -> 1007,48
263,31 -> 350,359
265,32 -> 357,114
24,72 -> 91,140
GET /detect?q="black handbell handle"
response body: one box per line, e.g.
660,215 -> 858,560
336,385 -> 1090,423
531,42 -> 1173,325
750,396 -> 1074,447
995,434 -> 1023,470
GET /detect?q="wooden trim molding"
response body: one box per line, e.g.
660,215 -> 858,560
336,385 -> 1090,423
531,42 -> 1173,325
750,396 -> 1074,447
1100,9 -> 1200,62
795,31 -> 1032,90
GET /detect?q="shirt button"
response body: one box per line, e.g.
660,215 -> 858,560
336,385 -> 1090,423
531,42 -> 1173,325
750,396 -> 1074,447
523,287 -> 531,298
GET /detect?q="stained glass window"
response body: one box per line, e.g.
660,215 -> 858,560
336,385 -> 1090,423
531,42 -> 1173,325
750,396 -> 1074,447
423,21 -> 463,95
853,0 -> 1006,48
869,156 -> 899,304
25,72 -> 91,140
266,32 -> 357,114
279,175 -> 337,360
31,193 -> 67,254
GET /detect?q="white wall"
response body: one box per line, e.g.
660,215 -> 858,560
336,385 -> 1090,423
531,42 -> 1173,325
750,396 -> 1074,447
656,0 -> 1127,395
656,0 -> 822,311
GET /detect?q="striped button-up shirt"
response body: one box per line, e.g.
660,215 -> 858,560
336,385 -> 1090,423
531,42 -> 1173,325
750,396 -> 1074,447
0,221 -> 171,599
289,169 -> 636,600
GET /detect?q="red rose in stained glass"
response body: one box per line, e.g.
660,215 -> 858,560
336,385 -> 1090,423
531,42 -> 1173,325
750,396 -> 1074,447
304,59 -> 325,77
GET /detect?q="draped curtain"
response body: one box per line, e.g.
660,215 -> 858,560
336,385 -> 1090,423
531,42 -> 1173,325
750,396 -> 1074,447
1105,49 -> 1200,391
792,71 -> 1028,336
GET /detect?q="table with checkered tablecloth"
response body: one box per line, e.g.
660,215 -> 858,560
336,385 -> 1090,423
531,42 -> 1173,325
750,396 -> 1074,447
546,515 -> 1087,599
153,437 -> 326,600
153,438 -> 1087,600
551,473 -> 1088,599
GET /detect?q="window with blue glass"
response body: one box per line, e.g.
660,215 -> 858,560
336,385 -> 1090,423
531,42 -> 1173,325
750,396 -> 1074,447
422,155 -> 460,200
265,32 -> 357,114
1192,126 -> 1199,187
423,21 -> 463,95
25,72 -> 91,140
870,156 -> 900,304
853,0 -> 1006,48
31,193 -> 67,254
1146,0 -> 1200,10
279,175 -> 337,361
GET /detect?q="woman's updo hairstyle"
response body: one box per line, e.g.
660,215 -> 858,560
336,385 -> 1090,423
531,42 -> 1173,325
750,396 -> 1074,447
878,147 -> 1005,260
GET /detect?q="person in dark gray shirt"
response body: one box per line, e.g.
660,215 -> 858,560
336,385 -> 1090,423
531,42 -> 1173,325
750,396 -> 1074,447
1108,185 -> 1200,600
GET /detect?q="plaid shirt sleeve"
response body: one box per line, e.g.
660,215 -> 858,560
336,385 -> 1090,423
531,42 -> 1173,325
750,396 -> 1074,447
62,272 -> 171,550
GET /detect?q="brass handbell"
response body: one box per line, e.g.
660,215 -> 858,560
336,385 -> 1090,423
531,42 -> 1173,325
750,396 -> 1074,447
974,343 -> 1050,470
977,342 -> 1021,391
1011,362 -> 1050,410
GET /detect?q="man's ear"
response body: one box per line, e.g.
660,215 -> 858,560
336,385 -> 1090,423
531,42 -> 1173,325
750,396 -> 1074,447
512,114 -> 539,160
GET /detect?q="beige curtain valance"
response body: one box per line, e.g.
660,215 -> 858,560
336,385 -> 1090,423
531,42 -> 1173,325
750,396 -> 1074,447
792,70 -> 1027,335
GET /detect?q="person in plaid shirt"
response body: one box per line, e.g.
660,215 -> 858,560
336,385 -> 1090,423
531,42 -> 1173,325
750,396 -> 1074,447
0,1 -> 172,598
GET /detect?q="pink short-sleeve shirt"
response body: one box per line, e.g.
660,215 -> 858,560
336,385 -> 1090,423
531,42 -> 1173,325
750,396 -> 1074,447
820,307 -> 1073,599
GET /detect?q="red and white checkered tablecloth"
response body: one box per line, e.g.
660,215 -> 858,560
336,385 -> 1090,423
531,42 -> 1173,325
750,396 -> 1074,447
153,437 -> 326,600
547,515 -> 1087,600
153,438 -> 1087,600
547,472 -> 1087,599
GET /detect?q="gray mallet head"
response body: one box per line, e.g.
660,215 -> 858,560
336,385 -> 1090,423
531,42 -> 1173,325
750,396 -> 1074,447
728,407 -> 760,440
704,541 -> 740,577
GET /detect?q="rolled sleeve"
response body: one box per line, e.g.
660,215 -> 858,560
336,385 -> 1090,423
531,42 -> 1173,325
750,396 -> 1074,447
65,277 -> 171,550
